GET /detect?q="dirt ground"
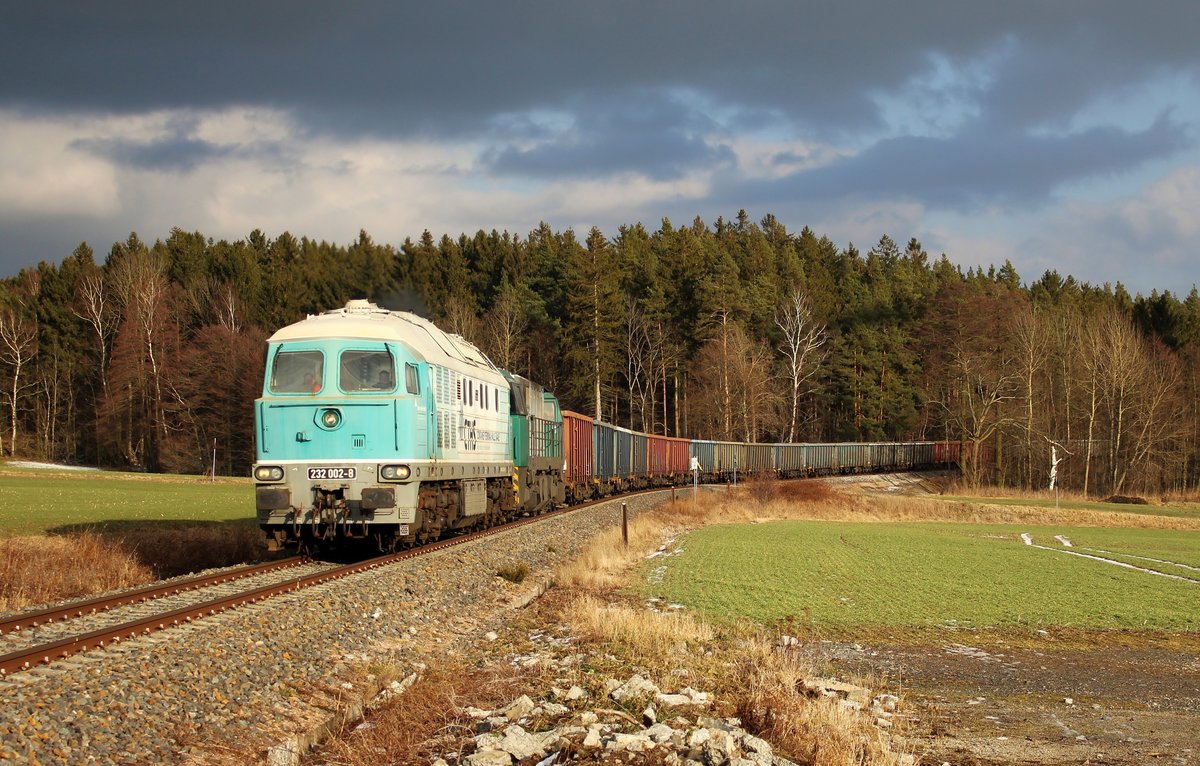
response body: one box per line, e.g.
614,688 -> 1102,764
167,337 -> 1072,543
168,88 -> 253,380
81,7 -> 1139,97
822,473 -> 1200,765
812,631 -> 1200,765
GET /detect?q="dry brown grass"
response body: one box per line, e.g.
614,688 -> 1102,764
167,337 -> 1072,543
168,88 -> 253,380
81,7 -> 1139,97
0,533 -> 153,612
318,662 -> 528,766
565,594 -> 717,673
733,639 -> 902,766
0,524 -> 271,613
666,479 -> 1200,531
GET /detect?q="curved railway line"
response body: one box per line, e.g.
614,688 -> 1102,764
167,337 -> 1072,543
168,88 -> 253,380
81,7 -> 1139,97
0,495 -> 614,677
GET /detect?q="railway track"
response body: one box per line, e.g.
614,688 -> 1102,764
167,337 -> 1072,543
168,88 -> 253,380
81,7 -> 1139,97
0,496 -> 615,677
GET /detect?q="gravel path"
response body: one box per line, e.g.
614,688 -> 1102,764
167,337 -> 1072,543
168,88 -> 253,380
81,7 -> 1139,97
0,492 -> 669,765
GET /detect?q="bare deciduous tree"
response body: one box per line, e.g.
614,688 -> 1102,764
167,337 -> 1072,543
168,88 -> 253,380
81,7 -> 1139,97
775,288 -> 826,442
483,284 -> 526,372
0,310 -> 37,456
1010,303 -> 1050,486
74,271 -> 118,392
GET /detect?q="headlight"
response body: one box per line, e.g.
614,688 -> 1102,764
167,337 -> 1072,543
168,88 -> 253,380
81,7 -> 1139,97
320,409 -> 342,429
380,464 -> 411,480
254,465 -> 284,482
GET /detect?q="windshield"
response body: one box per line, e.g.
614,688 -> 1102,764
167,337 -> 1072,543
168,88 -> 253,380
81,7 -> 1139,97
340,350 -> 395,392
270,350 -> 324,393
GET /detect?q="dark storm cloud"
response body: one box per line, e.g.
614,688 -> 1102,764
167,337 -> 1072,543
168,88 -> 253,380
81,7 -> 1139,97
4,1 -> 1200,292
484,92 -> 736,180
73,135 -> 231,173
6,1 -> 1197,139
739,113 -> 1193,211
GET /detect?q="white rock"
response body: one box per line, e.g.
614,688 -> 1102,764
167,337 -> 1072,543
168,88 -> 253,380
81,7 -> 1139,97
643,703 -> 658,725
542,702 -> 568,716
464,706 -> 493,719
1064,697 -> 1074,705
474,732 -> 503,751
608,733 -> 655,753
484,631 -> 499,641
579,711 -> 598,725
582,726 -> 604,748
656,692 -> 694,707
872,693 -> 899,713
464,750 -> 512,766
534,729 -> 562,750
680,687 -> 710,704
565,685 -> 586,701
703,729 -> 738,763
740,734 -> 773,756
265,741 -> 300,766
499,725 -> 546,760
502,695 -> 537,721
611,674 -> 661,702
645,723 -> 676,743
688,728 -> 712,749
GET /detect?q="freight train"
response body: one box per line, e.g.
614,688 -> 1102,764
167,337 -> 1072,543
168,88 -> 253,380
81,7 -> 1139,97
252,300 -> 967,551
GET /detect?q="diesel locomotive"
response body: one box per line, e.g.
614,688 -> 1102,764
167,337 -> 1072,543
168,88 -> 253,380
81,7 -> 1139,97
253,300 -> 968,551
252,300 -> 564,551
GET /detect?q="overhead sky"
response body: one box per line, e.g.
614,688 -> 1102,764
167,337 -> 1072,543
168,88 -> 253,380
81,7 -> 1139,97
2,1 -> 1198,296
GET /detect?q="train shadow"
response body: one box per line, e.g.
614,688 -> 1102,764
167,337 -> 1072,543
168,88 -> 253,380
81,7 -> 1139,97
46,519 -> 284,579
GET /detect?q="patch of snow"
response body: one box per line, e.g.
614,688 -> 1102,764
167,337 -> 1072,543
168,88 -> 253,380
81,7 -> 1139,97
8,460 -> 100,472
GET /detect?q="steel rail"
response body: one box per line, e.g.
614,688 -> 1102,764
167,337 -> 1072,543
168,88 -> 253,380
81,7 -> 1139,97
0,556 -> 308,636
0,491 -> 657,676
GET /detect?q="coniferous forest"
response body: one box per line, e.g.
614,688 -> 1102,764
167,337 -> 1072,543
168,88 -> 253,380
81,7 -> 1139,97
1,211 -> 1197,496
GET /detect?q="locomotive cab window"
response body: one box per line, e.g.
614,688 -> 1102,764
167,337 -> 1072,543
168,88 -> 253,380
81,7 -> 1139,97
405,363 -> 420,395
269,350 -> 324,394
339,350 -> 395,392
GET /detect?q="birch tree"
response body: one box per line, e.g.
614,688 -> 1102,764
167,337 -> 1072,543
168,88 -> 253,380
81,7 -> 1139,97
775,288 -> 827,442
0,310 -> 37,456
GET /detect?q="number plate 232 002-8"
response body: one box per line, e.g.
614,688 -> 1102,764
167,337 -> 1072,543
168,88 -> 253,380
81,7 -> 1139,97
308,467 -> 356,481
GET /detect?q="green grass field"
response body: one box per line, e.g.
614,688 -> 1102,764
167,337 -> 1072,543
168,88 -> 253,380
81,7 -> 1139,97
642,520 -> 1200,632
0,467 -> 255,537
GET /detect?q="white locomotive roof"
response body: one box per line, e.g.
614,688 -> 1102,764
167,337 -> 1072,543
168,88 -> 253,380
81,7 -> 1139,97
268,300 -> 501,377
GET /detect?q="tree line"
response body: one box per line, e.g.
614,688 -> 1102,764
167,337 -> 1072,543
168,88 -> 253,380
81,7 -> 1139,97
1,211 -> 1197,496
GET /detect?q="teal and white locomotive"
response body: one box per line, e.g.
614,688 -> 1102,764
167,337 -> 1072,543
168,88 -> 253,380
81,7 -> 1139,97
252,300 -> 565,551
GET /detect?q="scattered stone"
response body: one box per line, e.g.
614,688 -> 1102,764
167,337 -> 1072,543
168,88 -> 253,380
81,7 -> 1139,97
800,678 -> 871,706
872,693 -> 899,713
498,725 -> 546,760
565,685 -> 586,701
484,631 -> 499,642
610,674 -> 661,702
582,726 -> 604,748
502,694 -> 537,721
465,749 -> 513,766
642,703 -> 657,726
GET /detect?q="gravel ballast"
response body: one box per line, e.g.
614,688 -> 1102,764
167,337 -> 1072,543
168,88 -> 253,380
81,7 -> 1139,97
0,492 -> 668,765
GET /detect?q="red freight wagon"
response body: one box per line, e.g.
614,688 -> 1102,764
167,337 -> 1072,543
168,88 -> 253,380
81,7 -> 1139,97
933,440 -> 961,465
667,437 -> 690,475
562,411 -> 595,499
646,434 -> 670,477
